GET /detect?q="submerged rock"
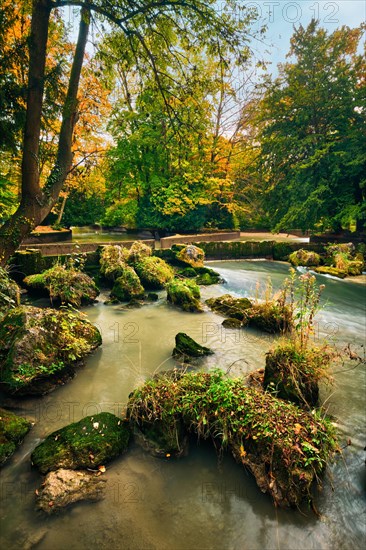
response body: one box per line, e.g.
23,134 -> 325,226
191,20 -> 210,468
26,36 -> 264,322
0,306 -> 102,395
172,332 -> 213,360
31,412 -> 130,474
23,265 -> 99,307
36,468 -> 106,514
0,407 -> 31,466
166,279 -> 203,312
134,256 -> 174,289
110,265 -> 144,302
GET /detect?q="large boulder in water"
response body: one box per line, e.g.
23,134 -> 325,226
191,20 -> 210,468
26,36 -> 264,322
23,264 -> 99,307
134,256 -> 174,289
166,279 -> 202,312
0,306 -> 102,395
173,332 -> 213,360
0,407 -> 31,466
36,468 -> 106,514
174,244 -> 205,268
31,412 -> 130,474
288,249 -> 321,267
127,241 -> 152,265
110,265 -> 144,302
99,245 -> 130,281
206,294 -> 252,320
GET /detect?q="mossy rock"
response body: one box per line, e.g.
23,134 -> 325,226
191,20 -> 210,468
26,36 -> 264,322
206,294 -> 252,320
134,257 -> 174,289
0,306 -> 102,396
166,279 -> 202,312
0,268 -> 20,318
23,265 -> 99,307
0,408 -> 31,466
99,245 -> 130,281
222,318 -> 243,329
175,244 -> 205,268
347,260 -> 364,276
172,332 -> 213,360
264,344 -> 331,407
31,412 -> 130,474
245,302 -> 293,334
314,266 -> 347,278
128,371 -> 338,507
110,265 -> 144,302
127,241 -> 152,265
178,267 -> 197,278
196,267 -> 222,285
133,417 -> 187,458
288,249 -> 321,267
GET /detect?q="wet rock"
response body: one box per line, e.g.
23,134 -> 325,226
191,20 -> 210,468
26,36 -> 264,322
195,267 -> 223,285
179,267 -> 197,278
134,256 -> 174,289
174,244 -> 205,268
133,419 -> 188,459
110,265 -> 144,302
0,306 -> 102,396
172,332 -> 213,360
166,279 -> 203,312
0,407 -> 31,466
206,294 -> 252,320
31,412 -> 130,474
23,265 -> 99,307
36,468 -> 106,514
288,249 -> 321,267
222,318 -> 242,329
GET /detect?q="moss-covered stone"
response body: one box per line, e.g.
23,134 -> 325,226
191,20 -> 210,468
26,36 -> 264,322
127,241 -> 152,264
0,408 -> 31,466
0,268 -> 20,318
314,266 -> 347,278
245,302 -> 293,334
263,344 -> 331,406
347,260 -> 364,276
0,306 -> 102,395
166,279 -> 202,312
127,371 -> 338,507
175,244 -> 205,268
206,294 -> 252,320
110,265 -> 144,302
195,266 -> 222,285
24,265 -> 99,307
172,332 -> 213,360
222,318 -> 242,329
31,412 -> 130,474
99,245 -> 130,281
134,256 -> 174,289
288,249 -> 321,267
179,267 -> 197,278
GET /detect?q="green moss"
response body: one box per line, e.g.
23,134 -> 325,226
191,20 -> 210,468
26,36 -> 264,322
31,412 -> 130,474
127,241 -> 152,265
176,244 -> 205,267
347,260 -> 364,276
134,257 -> 174,289
206,294 -> 252,320
314,266 -> 347,278
288,249 -> 321,267
0,408 -> 31,466
0,268 -> 20,318
195,267 -> 222,285
110,265 -> 144,302
173,332 -> 213,359
245,302 -> 293,333
99,245 -> 130,281
24,265 -> 99,307
0,306 -> 102,395
127,371 -> 338,507
179,267 -> 197,278
166,279 -> 202,312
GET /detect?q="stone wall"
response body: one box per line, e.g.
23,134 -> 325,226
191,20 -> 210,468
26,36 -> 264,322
18,240 -> 155,256
160,231 -> 240,249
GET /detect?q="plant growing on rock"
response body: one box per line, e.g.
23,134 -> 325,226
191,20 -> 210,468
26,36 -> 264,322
110,265 -> 145,302
99,245 -> 130,281
288,249 -> 321,267
0,407 -> 31,466
0,267 -> 20,318
166,279 -> 202,312
127,241 -> 152,265
134,256 -> 174,289
24,264 -> 99,307
127,370 -> 338,508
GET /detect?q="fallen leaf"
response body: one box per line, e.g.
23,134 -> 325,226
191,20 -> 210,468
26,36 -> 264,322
98,465 -> 106,473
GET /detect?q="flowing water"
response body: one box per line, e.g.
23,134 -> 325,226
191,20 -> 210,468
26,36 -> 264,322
0,261 -> 365,549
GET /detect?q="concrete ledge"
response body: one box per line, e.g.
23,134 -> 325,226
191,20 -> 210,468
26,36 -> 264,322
160,231 -> 240,249
18,240 -> 155,256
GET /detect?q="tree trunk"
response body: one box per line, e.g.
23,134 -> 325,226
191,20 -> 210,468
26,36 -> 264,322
0,4 -> 90,267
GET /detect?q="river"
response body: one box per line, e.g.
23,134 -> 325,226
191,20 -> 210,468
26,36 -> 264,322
0,260 -> 365,549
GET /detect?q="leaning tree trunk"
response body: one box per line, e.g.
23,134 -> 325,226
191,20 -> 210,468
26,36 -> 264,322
0,3 -> 90,267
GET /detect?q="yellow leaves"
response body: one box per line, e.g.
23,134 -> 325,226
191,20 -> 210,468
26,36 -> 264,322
98,465 -> 106,473
239,444 -> 246,458
294,423 -> 302,435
